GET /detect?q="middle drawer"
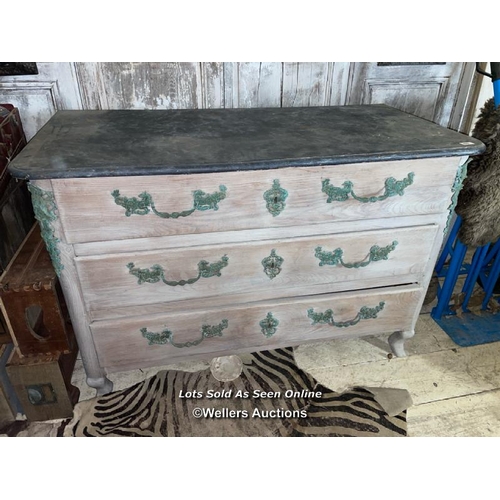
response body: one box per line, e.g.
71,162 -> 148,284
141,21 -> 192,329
75,224 -> 438,317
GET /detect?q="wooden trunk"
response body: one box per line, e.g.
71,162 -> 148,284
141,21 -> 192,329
0,224 -> 76,356
6,346 -> 79,421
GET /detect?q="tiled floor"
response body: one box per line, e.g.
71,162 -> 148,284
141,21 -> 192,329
71,311 -> 500,436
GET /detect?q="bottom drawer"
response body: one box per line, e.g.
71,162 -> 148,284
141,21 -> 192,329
91,285 -> 423,372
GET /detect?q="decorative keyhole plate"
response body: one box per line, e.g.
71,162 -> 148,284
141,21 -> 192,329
259,312 -> 279,338
263,179 -> 288,217
261,249 -> 284,280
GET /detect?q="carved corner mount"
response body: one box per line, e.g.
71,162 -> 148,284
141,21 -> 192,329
27,183 -> 64,276
445,159 -> 469,235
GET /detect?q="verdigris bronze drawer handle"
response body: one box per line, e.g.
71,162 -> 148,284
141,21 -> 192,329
127,255 -> 229,286
141,319 -> 228,347
322,172 -> 414,203
315,241 -> 398,268
260,312 -> 279,338
307,301 -> 385,328
111,185 -> 227,218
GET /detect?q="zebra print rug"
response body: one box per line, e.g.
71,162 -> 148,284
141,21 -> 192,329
62,348 -> 409,437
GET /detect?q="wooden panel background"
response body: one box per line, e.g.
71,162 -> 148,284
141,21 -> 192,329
0,63 -> 82,140
0,62 -> 480,144
347,62 -> 473,128
73,62 -> 476,129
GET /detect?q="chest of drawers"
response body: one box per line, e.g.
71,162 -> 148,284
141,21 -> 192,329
8,105 -> 484,395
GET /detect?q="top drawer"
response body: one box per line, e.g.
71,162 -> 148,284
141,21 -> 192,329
52,157 -> 460,244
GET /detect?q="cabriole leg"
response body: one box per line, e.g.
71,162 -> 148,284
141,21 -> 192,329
388,330 -> 415,357
87,376 -> 114,396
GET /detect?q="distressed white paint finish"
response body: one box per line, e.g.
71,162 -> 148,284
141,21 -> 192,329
224,62 -> 283,108
225,62 -> 352,109
200,62 -> 224,109
76,62 -> 201,110
0,82 -> 58,141
2,62 -> 83,109
347,62 -> 469,127
369,80 -> 446,122
449,62 -> 479,133
0,62 -> 82,140
4,63 -> 478,137
328,62 -> 351,106
74,62 -> 109,110
282,63 -> 331,107
73,62 -> 474,118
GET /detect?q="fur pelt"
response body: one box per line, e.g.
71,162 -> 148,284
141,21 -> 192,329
456,98 -> 500,247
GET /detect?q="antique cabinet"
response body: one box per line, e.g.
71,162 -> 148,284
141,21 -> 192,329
8,105 -> 484,394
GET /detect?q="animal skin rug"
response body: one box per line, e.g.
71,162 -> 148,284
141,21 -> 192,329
2,348 -> 412,437
61,348 -> 410,437
456,98 -> 500,247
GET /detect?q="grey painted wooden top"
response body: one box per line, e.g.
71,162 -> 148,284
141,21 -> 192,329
9,105 -> 485,180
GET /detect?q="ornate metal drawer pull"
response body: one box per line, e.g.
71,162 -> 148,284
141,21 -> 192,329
307,301 -> 385,328
111,185 -> 227,218
260,312 -> 279,338
315,241 -> 398,268
261,249 -> 284,280
322,173 -> 414,203
263,179 -> 288,216
141,319 -> 228,347
127,255 -> 229,286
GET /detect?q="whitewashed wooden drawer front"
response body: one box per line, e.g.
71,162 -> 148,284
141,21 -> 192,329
91,285 -> 423,372
53,157 -> 458,244
8,105 -> 484,395
75,225 -> 438,317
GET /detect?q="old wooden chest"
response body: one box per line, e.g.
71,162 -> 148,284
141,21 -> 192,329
0,224 -> 76,356
7,105 -> 484,395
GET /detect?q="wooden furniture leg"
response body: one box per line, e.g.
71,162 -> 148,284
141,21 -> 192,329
388,330 -> 415,357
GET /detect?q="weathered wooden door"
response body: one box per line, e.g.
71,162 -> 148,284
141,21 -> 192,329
0,63 -> 82,140
347,62 -> 475,129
